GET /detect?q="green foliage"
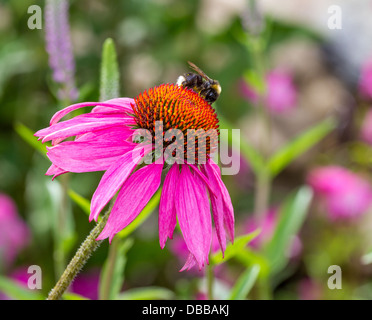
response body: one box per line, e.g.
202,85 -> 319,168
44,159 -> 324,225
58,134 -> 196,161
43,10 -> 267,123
229,264 -> 261,300
117,287 -> 175,300
14,122 -> 48,157
0,277 -> 44,300
99,238 -> 133,300
100,38 -> 120,102
265,186 -> 313,275
267,119 -> 336,177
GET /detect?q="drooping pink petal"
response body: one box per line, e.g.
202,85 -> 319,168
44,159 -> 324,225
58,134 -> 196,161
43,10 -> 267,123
97,162 -> 163,242
46,140 -> 136,173
159,163 -> 179,249
180,253 -> 197,272
89,145 -> 151,222
50,99 -> 134,125
203,160 -> 235,247
176,165 -> 212,270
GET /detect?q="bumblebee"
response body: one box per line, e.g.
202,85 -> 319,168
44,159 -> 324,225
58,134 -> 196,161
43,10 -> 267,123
177,61 -> 221,104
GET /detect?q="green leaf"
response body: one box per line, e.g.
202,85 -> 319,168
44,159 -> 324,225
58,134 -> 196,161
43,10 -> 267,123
211,229 -> 261,265
219,115 -> 266,175
265,186 -> 313,274
62,293 -> 90,300
117,188 -> 162,239
229,264 -> 261,300
68,189 -> 91,216
100,38 -> 120,102
267,119 -> 336,177
117,287 -> 175,300
0,277 -> 44,300
99,238 -> 133,300
14,122 -> 48,157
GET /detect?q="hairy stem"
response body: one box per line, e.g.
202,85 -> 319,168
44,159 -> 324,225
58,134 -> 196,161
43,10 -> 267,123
47,212 -> 110,300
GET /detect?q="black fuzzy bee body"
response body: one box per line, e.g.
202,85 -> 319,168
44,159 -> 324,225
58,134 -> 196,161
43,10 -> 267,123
177,62 -> 221,104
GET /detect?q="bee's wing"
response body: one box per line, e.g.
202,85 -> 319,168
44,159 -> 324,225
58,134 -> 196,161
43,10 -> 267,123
187,61 -> 211,82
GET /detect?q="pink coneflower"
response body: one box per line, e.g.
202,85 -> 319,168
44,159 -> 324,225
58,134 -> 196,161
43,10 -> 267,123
240,70 -> 297,113
35,84 -> 234,270
0,194 -> 30,269
308,166 -> 372,220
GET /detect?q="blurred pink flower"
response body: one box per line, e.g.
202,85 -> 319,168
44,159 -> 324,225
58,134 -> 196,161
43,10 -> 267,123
244,209 -> 277,249
0,194 -> 30,269
35,84 -> 235,271
360,109 -> 372,145
359,59 -> 372,99
240,70 -> 297,113
70,269 -> 100,300
298,278 -> 322,300
308,166 -> 372,220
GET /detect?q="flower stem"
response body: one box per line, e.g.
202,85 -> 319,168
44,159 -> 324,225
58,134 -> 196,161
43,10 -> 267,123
47,211 -> 110,300
207,258 -> 214,300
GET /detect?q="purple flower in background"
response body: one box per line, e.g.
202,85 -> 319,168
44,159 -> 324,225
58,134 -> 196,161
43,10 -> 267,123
45,0 -> 78,102
359,58 -> 372,99
0,194 -> 30,269
240,70 -> 297,113
308,166 -> 372,220
360,109 -> 372,145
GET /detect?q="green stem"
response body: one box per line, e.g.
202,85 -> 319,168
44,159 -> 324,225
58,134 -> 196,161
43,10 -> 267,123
99,236 -> 120,300
47,212 -> 110,300
254,171 -> 271,221
207,258 -> 214,300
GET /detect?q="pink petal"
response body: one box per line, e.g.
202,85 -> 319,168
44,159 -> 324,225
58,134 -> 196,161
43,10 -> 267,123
76,126 -> 134,144
46,164 -> 68,180
92,98 -> 135,114
96,162 -> 163,242
46,140 -> 136,173
176,165 -> 212,270
36,114 -> 130,143
50,99 -> 135,125
187,163 -> 217,198
90,145 -> 151,222
159,163 -> 179,249
203,160 -> 235,244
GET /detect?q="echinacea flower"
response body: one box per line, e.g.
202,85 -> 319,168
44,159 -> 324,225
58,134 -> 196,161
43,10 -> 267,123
308,166 -> 372,220
0,194 -> 30,269
35,84 -> 234,270
240,70 -> 297,113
